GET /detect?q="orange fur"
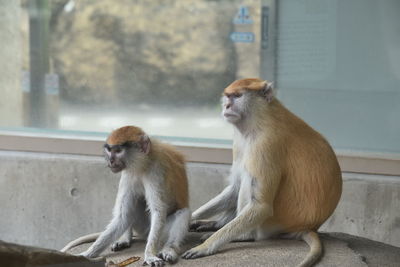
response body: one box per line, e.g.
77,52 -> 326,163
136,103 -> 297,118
148,140 -> 189,210
242,98 -> 342,232
107,126 -> 145,145
224,78 -> 267,95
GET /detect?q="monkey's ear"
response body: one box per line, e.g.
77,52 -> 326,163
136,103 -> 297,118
261,81 -> 274,103
139,135 -> 151,154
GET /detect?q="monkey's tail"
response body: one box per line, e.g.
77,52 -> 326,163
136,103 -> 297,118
298,231 -> 323,267
60,232 -> 101,253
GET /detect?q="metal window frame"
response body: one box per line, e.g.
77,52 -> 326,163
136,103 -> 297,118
0,131 -> 399,176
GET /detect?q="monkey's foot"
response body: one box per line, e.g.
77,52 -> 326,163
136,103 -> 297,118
190,220 -> 219,232
143,256 -> 164,267
111,240 -> 132,252
182,245 -> 211,259
158,248 -> 178,263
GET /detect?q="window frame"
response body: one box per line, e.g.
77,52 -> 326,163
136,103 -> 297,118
0,130 -> 399,176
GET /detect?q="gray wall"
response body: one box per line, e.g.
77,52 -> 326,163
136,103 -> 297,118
0,150 -> 399,250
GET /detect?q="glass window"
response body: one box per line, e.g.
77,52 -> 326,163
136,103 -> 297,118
274,0 -> 400,153
4,0 -> 265,142
1,0 -> 399,154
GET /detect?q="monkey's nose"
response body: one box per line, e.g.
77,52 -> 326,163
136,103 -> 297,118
225,103 -> 232,109
110,158 -> 115,164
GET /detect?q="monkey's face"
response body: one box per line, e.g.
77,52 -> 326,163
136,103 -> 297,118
222,92 -> 250,124
104,143 -> 131,173
222,79 -> 275,125
104,136 -> 150,173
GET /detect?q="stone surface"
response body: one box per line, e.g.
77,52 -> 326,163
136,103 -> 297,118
67,232 -> 400,267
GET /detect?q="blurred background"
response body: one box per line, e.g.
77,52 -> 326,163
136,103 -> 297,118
1,0 -> 399,152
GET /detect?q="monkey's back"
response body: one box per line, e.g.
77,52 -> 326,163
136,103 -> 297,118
152,141 -> 189,211
268,104 -> 342,232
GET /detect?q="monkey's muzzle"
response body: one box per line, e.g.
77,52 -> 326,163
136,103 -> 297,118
108,163 -> 125,173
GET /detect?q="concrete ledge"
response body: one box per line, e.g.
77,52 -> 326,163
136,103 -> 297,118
66,232 -> 400,267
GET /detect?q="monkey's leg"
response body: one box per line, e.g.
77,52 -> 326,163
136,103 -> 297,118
191,185 -> 238,221
158,208 -> 190,263
182,202 -> 271,259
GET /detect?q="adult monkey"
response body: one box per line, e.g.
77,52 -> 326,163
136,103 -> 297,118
183,78 -> 342,267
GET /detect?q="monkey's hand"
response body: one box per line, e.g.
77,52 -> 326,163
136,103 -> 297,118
143,256 -> 164,267
181,244 -> 212,259
190,220 -> 220,232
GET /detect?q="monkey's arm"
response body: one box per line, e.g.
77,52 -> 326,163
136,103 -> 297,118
192,182 -> 238,220
143,179 -> 167,266
183,162 -> 281,259
81,188 -> 134,258
190,186 -> 238,232
183,200 -> 271,259
190,166 -> 241,232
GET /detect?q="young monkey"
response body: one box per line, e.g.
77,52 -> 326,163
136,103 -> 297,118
183,78 -> 342,267
61,126 -> 190,267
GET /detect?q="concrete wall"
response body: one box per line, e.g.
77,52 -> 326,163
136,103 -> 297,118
0,150 -> 399,250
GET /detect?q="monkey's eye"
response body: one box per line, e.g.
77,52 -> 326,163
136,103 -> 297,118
233,93 -> 242,98
121,142 -> 138,149
104,144 -> 111,152
131,143 -> 139,149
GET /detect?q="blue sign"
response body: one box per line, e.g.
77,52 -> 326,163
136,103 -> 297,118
230,32 -> 255,43
233,6 -> 253,25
